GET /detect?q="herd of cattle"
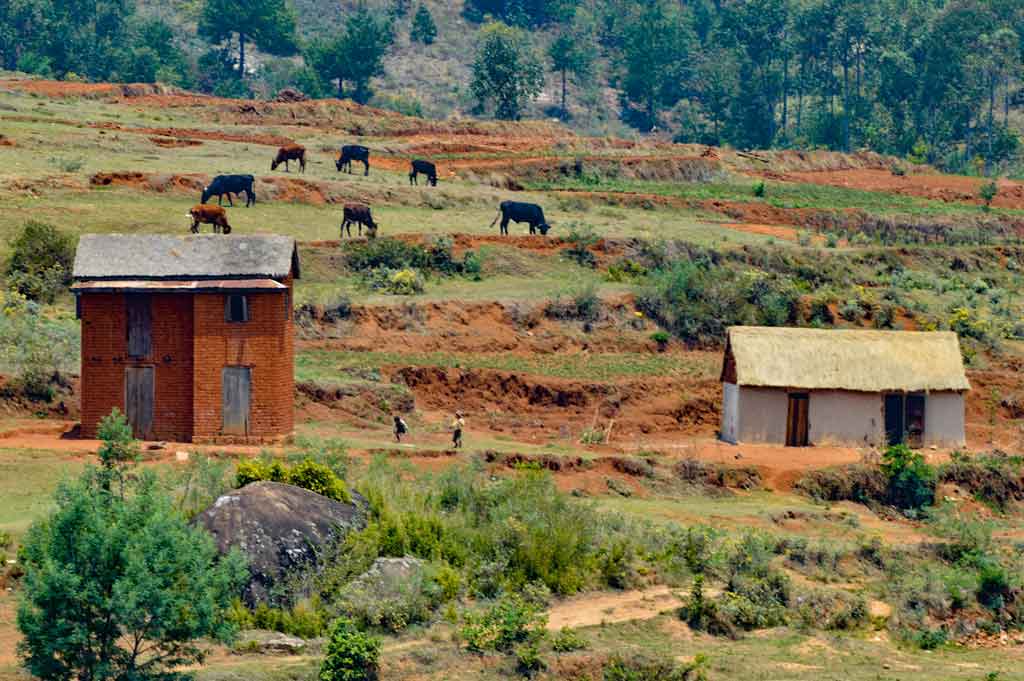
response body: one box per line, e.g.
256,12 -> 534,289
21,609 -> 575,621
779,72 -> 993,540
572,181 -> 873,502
188,143 -> 550,238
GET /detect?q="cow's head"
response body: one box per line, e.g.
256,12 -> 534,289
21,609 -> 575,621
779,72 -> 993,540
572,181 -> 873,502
335,157 -> 344,171
271,159 -> 280,171
429,175 -> 438,187
538,224 -> 551,236
200,186 -> 211,203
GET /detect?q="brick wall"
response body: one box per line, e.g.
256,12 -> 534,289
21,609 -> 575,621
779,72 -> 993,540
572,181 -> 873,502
79,293 -> 194,440
191,285 -> 294,440
79,283 -> 293,442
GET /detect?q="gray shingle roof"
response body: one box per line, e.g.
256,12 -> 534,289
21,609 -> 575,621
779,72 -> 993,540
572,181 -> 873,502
73,234 -> 300,281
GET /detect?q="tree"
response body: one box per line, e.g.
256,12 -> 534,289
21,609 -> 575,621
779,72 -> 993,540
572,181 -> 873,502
17,421 -> 247,681
410,4 -> 437,45
548,14 -> 595,119
470,21 -> 544,120
198,0 -> 297,80
307,6 -> 393,103
618,0 -> 696,131
4,220 -> 75,304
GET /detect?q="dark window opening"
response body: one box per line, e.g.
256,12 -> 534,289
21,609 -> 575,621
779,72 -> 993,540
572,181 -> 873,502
226,294 -> 249,323
75,294 -> 82,320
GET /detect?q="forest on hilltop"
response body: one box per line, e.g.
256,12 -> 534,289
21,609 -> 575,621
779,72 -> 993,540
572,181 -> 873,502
1,0 -> 1023,173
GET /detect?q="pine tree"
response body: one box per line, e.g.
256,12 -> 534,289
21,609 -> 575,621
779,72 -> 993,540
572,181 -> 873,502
470,21 -> 544,120
410,4 -> 437,45
198,0 -> 298,79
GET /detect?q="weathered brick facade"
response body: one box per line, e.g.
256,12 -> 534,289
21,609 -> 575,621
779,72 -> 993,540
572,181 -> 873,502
79,284 -> 293,443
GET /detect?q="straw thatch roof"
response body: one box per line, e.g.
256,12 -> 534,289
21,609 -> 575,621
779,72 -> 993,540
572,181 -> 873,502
722,326 -> 970,392
73,235 -> 299,281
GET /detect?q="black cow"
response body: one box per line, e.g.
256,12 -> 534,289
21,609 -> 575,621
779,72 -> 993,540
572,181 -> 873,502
490,201 -> 550,236
409,159 -> 438,186
341,203 -> 378,238
201,174 -> 255,207
336,145 -> 370,175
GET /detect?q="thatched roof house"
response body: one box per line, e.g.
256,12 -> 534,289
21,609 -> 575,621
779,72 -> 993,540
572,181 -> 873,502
720,327 -> 969,448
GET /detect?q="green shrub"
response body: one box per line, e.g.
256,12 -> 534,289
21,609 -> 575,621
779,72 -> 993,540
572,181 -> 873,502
561,223 -> 599,269
460,592 -> 547,653
319,618 -> 380,681
882,444 -> 936,511
515,640 -> 546,676
606,259 -> 648,282
650,331 -> 670,348
551,626 -> 587,652
977,562 -> 1012,611
345,238 -> 428,272
235,458 -> 351,502
753,180 -> 766,198
795,588 -> 868,630
915,627 -> 948,650
0,530 -> 11,550
938,452 -> 1024,511
337,560 -> 453,633
5,221 -> 75,303
794,464 -> 887,504
979,181 -> 997,211
546,284 -> 601,322
363,267 -> 426,295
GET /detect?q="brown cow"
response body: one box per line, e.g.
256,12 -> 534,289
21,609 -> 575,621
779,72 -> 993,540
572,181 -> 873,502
271,144 -> 306,173
189,204 -> 232,234
340,203 -> 377,239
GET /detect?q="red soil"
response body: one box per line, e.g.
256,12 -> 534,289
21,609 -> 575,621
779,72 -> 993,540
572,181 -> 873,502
781,168 -> 1024,209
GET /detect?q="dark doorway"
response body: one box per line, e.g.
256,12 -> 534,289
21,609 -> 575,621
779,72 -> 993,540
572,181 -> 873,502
222,367 -> 251,435
125,366 -> 154,440
885,393 -> 926,447
786,393 -> 809,447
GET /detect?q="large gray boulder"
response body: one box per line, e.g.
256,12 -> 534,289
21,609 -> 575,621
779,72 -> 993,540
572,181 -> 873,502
196,481 -> 367,605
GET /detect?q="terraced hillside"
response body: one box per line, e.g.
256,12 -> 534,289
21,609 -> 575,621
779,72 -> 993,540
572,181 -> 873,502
0,76 -> 1023,681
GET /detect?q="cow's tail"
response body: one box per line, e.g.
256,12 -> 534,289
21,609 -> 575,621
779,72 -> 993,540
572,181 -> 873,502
489,210 -> 501,229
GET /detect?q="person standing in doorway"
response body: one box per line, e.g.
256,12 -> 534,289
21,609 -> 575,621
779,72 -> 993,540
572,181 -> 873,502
451,411 -> 465,449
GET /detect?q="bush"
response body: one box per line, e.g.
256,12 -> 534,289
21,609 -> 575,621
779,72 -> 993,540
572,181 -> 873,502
319,618 -> 381,681
603,652 -> 708,681
546,284 -> 601,322
794,465 -> 887,504
551,626 -> 587,652
977,562 -> 1012,611
938,452 -> 1024,511
562,223 -> 599,269
460,592 -> 547,653
979,181 -> 997,211
753,181 -> 766,198
794,588 -> 868,630
5,221 -> 75,303
0,290 -> 77,401
882,444 -> 936,511
235,458 -> 351,503
337,560 -> 453,633
606,259 -> 648,282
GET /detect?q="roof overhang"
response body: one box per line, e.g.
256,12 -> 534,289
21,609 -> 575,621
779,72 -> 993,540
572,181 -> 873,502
71,278 -> 287,293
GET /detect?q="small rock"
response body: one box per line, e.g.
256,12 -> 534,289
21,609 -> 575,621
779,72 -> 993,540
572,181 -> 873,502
148,441 -> 167,451
175,450 -> 190,462
236,631 -> 307,655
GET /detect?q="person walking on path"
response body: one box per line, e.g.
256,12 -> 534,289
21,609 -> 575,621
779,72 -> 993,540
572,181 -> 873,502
451,411 -> 465,449
393,415 -> 408,443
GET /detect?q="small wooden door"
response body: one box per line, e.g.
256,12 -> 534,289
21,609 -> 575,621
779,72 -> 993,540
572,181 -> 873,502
905,394 -> 926,448
786,393 -> 809,447
125,367 -> 154,440
222,367 -> 251,435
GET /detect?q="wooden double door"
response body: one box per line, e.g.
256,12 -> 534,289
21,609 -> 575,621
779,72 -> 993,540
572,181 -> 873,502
786,393 -> 809,447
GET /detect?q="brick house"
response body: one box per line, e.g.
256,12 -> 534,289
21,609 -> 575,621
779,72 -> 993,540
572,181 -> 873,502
72,234 -> 299,443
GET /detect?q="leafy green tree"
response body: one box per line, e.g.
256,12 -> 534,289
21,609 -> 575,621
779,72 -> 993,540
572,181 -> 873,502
548,14 -> 595,119
307,6 -> 393,103
618,0 -> 696,131
17,460 -> 247,681
470,21 -> 544,121
198,0 -> 297,80
410,4 -> 437,45
4,220 -> 74,304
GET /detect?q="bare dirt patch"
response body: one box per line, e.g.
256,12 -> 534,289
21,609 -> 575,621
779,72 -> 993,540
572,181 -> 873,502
149,136 -> 203,148
546,585 -> 679,630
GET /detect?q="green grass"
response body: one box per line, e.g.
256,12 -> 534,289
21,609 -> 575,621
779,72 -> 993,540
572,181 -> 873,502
0,448 -> 82,539
528,175 -> 1023,219
296,349 -> 716,383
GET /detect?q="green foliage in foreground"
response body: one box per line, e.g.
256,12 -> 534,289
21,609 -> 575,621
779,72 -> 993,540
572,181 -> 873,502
17,467 -> 247,681
4,221 -> 75,304
319,617 -> 381,681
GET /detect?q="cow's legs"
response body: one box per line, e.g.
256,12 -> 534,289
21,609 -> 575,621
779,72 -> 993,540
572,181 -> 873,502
191,219 -> 199,234
500,217 -> 509,236
363,161 -> 369,176
227,193 -> 234,207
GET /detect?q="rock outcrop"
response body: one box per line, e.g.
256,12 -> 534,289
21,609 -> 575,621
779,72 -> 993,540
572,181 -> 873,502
196,481 -> 367,604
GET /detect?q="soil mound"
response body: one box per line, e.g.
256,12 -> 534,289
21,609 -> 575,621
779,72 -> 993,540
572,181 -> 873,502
90,171 -> 207,194
195,481 -> 368,605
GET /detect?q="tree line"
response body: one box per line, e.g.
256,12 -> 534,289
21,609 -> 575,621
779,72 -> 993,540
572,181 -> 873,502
1,0 -> 1022,169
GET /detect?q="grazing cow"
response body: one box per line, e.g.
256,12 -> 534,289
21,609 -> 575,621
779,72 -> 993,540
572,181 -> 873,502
489,201 -> 550,236
189,205 -> 231,234
271,144 -> 306,173
201,174 -> 255,207
409,159 -> 438,186
340,203 -> 377,238
336,144 -> 370,176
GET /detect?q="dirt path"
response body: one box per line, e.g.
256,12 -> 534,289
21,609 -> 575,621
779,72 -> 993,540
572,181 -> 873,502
546,585 -> 680,630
